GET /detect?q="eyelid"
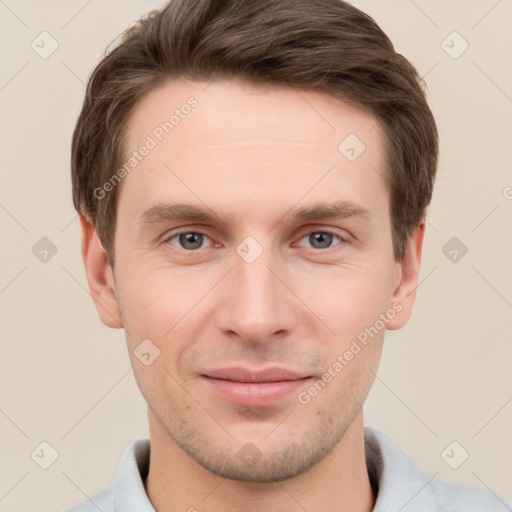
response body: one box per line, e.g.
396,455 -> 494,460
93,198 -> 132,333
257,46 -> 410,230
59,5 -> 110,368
161,224 -> 213,241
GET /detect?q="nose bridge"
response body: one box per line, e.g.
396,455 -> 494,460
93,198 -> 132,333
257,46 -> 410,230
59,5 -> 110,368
217,238 -> 296,342
236,246 -> 275,304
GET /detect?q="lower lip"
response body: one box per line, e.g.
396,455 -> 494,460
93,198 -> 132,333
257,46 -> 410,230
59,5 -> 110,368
202,376 -> 312,407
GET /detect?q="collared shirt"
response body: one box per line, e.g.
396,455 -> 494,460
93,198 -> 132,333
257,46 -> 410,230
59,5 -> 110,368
66,427 -> 512,511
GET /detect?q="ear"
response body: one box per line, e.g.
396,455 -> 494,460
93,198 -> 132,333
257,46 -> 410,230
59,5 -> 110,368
80,214 -> 123,329
386,223 -> 425,330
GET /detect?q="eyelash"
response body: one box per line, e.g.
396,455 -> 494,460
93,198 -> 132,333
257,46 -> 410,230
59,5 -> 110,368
163,229 -> 347,253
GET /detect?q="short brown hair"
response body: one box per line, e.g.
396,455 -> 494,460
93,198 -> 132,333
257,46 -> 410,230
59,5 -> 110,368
71,0 -> 438,265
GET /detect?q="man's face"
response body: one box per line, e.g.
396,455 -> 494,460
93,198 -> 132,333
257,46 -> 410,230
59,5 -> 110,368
103,79 -> 406,481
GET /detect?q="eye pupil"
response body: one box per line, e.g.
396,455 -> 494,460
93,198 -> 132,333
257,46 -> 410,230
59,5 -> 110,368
310,232 -> 333,249
179,233 -> 203,250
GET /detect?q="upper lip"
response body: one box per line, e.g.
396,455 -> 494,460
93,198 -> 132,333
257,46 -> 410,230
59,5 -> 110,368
202,367 -> 309,383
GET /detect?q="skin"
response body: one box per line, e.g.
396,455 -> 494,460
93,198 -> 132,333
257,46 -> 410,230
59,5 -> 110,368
81,78 -> 425,512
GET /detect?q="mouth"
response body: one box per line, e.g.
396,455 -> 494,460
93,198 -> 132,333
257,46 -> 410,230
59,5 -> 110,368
200,367 -> 313,407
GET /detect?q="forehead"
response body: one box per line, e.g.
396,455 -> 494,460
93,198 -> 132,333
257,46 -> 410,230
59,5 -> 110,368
118,78 -> 388,226
125,78 -> 381,153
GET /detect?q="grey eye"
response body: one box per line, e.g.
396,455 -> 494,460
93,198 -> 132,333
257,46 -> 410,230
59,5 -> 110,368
308,232 -> 336,249
172,232 -> 207,250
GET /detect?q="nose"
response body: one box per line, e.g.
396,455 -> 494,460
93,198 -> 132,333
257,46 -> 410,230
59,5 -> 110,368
216,244 -> 298,345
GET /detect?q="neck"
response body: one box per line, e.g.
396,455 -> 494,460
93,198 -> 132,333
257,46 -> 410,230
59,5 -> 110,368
145,411 -> 375,512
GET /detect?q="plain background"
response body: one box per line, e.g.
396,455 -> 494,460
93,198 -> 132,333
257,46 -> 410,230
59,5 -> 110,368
1,1 -> 511,510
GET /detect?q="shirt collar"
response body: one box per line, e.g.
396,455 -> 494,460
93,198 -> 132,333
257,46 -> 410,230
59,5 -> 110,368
364,427 -> 436,511
113,438 -> 155,511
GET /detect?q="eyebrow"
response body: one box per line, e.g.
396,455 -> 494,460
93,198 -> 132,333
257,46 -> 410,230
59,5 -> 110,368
138,200 -> 372,230
292,201 -> 372,222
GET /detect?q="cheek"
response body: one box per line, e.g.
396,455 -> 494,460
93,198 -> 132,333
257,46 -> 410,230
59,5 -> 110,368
119,267 -> 202,336
117,268 -> 213,385
296,261 -> 392,342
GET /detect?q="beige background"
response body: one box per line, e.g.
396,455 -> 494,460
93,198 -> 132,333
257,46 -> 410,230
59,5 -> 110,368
1,1 -> 511,510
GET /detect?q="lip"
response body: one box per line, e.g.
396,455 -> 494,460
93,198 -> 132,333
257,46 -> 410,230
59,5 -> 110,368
201,366 -> 313,407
